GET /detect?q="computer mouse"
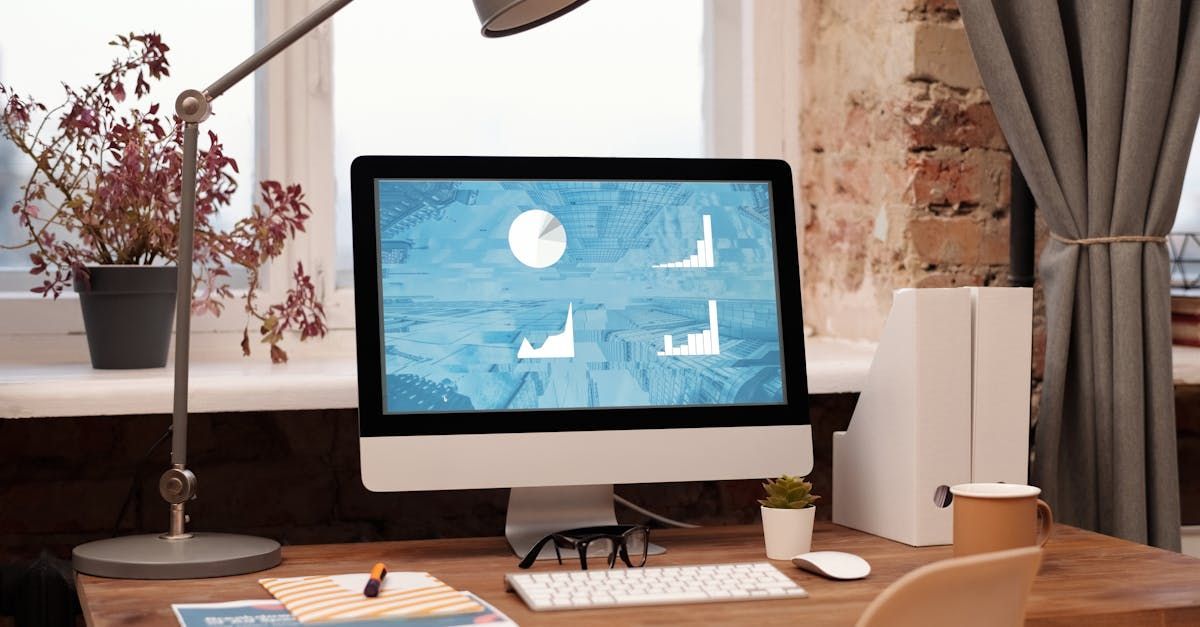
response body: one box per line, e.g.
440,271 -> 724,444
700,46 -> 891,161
791,551 -> 871,580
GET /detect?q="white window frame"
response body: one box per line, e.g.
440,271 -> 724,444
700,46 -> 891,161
255,0 -> 352,330
0,0 -> 802,340
705,0 -> 804,259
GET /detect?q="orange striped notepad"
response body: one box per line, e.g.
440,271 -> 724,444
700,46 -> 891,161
259,572 -> 484,623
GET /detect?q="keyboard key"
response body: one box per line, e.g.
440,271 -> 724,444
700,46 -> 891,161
614,592 -> 710,604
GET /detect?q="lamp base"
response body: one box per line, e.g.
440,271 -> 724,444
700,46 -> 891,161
73,532 -> 280,579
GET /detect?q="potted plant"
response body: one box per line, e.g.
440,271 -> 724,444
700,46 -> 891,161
0,33 -> 325,368
759,475 -> 820,560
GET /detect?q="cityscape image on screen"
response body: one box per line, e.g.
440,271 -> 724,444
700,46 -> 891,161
374,179 -> 786,414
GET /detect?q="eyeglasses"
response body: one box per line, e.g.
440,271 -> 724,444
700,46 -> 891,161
518,525 -> 651,570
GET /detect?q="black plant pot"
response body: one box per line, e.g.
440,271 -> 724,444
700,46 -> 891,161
73,265 -> 177,369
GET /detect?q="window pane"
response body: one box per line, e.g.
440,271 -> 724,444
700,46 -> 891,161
332,0 -> 706,286
0,1 -> 255,290
1171,124 -> 1200,291
1174,124 -> 1200,233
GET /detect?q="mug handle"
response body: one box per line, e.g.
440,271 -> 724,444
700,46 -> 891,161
1035,499 -> 1054,546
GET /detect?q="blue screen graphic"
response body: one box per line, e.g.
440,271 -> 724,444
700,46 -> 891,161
375,179 -> 786,413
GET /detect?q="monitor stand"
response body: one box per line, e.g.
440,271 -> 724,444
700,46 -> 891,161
506,484 -> 668,560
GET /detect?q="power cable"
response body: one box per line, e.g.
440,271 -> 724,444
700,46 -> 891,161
111,424 -> 173,537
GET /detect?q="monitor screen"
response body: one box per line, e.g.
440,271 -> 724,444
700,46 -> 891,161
372,178 -> 787,415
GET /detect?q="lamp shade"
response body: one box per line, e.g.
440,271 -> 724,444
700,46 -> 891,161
473,0 -> 589,37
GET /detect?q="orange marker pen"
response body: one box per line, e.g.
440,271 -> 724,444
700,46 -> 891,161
363,562 -> 387,597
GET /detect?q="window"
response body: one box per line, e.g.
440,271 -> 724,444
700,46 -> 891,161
0,1 -> 255,293
1174,125 -> 1200,233
1,0 -> 800,339
1169,126 -> 1200,291
331,0 -> 707,287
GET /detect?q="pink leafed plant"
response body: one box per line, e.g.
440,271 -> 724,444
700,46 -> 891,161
0,33 -> 326,363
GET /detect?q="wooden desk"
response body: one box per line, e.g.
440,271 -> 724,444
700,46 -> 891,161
78,523 -> 1200,626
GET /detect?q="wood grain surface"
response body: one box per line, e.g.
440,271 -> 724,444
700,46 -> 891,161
77,522 -> 1200,626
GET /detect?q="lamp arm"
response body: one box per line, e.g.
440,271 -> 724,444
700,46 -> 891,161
162,0 -> 354,537
206,0 -> 354,100
170,123 -> 199,469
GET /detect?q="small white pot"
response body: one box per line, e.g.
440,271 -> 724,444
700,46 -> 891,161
761,505 -> 815,560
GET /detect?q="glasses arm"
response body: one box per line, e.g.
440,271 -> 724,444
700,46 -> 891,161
518,533 -> 563,569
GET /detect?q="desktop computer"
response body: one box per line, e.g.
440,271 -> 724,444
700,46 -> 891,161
350,156 -> 811,559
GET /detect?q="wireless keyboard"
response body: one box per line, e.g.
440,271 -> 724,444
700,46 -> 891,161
504,562 -> 808,611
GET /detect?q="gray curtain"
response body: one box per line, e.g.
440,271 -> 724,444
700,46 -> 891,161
959,1 -> 1200,550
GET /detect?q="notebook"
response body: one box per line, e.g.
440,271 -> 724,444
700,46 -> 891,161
259,571 -> 484,623
173,592 -> 514,627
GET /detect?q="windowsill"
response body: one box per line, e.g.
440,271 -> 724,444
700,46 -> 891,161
4,332 -> 1197,420
0,332 -> 876,419
0,331 -> 359,419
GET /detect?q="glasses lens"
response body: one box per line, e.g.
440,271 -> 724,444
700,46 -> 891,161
584,537 -> 615,559
624,528 -> 649,567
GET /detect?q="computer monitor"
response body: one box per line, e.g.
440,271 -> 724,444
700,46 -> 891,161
351,156 -> 811,557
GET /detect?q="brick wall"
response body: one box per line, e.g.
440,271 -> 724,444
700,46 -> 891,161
3,386 -> 1196,566
799,0 -> 1017,339
796,0 -> 1057,440
0,397 -> 860,562
1178,387 -> 1200,525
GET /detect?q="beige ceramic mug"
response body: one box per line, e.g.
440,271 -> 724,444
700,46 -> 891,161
949,483 -> 1052,557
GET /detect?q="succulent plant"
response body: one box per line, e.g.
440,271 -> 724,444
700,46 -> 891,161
758,475 -> 820,510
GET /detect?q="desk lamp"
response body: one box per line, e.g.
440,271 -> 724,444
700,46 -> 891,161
72,0 -> 590,580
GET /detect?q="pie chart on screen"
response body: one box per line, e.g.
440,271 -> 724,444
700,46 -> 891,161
508,209 -> 567,269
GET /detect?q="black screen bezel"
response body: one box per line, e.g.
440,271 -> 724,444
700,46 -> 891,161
352,156 -> 809,437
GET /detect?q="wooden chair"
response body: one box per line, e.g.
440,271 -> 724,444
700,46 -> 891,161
856,546 -> 1042,627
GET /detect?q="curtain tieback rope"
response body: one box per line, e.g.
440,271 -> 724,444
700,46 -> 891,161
1050,232 -> 1167,246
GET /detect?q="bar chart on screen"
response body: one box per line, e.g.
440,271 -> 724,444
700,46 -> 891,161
653,215 -> 715,269
658,300 -> 721,357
